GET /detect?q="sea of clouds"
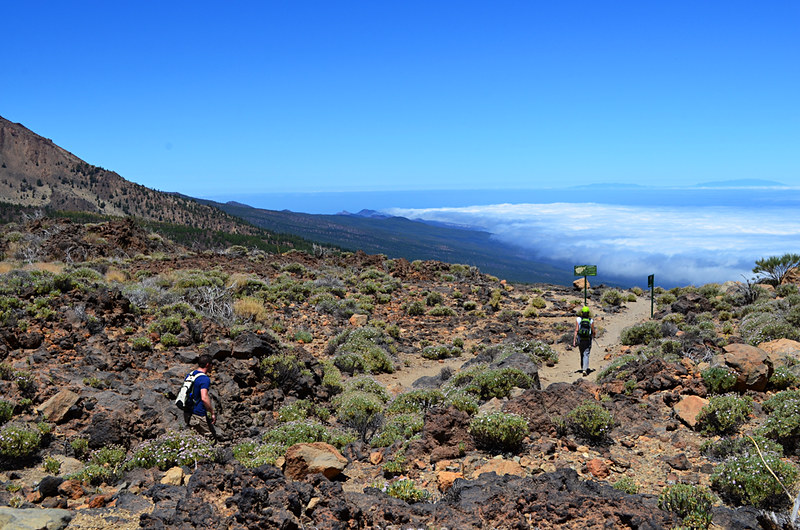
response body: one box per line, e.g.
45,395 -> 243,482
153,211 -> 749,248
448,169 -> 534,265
383,203 -> 800,288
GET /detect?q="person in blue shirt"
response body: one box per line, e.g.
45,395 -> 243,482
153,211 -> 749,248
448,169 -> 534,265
182,354 -> 217,441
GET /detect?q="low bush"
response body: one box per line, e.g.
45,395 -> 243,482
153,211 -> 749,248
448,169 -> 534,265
768,366 -> 799,390
469,412 -> 529,452
328,327 -> 395,374
447,366 -> 536,400
757,396 -> 800,455
762,390 -> 800,413
612,476 -> 639,494
232,441 -> 283,468
443,390 -> 479,415
0,400 -> 13,425
70,437 -> 90,460
700,435 -> 784,462
420,344 -> 461,360
712,450 -> 799,508
701,366 -> 738,394
127,430 -> 215,471
260,354 -> 310,389
404,301 -> 426,316
384,478 -> 431,503
428,305 -> 457,317
0,424 -> 42,460
565,401 -> 614,442
386,390 -> 444,414
371,413 -> 424,448
600,289 -> 625,307
620,321 -> 662,345
130,336 -> 152,351
657,483 -> 714,529
695,394 -> 752,436
334,392 -> 385,442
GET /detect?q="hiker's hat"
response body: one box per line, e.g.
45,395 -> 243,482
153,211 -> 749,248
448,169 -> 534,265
581,306 -> 590,314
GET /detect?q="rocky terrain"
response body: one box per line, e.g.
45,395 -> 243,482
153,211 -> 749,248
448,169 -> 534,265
1,216 -> 800,529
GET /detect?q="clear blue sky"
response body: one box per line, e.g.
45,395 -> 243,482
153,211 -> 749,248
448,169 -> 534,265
3,1 -> 798,196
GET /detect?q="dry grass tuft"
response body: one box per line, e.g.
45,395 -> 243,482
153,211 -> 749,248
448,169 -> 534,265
234,296 -> 269,322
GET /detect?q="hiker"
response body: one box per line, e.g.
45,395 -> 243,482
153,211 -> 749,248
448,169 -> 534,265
182,354 -> 218,441
572,306 -> 597,376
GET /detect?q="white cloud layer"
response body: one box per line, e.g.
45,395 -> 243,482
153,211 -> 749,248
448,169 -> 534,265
384,203 -> 800,287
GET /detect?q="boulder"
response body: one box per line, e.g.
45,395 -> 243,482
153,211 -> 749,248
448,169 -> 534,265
0,507 -> 72,530
284,442 -> 348,480
758,338 -> 800,368
472,458 -> 526,479
437,470 -> 463,492
573,278 -> 589,291
349,314 -> 368,326
36,389 -> 80,424
671,292 -> 714,315
585,458 -> 610,479
717,343 -> 772,392
673,395 -> 708,428
160,466 -> 185,486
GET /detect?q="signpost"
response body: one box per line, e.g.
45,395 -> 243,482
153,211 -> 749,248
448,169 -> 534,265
648,274 -> 655,318
574,265 -> 597,306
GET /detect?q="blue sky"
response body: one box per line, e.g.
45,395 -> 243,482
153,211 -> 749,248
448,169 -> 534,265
3,1 -> 798,196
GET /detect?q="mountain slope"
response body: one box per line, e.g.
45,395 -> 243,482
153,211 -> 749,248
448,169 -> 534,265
0,116 -> 324,253
203,199 -> 575,284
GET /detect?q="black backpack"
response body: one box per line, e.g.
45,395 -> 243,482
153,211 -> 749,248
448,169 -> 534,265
175,372 -> 202,411
578,318 -> 592,338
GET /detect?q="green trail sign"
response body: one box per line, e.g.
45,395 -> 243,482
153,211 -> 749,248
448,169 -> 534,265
574,264 -> 597,305
648,274 -> 655,318
574,265 -> 597,276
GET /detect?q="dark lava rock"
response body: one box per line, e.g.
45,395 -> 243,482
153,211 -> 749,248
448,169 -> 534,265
503,381 -> 595,436
406,406 -> 475,463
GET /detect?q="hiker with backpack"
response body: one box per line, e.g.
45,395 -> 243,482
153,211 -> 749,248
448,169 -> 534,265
572,306 -> 597,376
176,354 -> 217,441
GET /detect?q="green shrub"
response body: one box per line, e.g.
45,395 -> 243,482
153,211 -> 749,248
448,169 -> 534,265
657,483 -> 714,529
149,315 -> 182,335
701,435 -> 783,461
613,476 -> 639,494
601,289 -> 625,307
14,371 -> 35,394
740,311 -> 800,345
425,292 -> 444,306
488,289 -> 503,311
159,332 -> 179,347
371,413 -> 424,448
384,478 -> 431,503
334,392 -> 385,442
620,321 -> 662,345
130,336 -> 152,351
420,344 -> 461,360
321,361 -> 344,394
469,412 -> 529,452
90,444 -> 127,469
293,330 -> 313,343
443,390 -> 479,415
712,450 -> 798,507
701,366 -> 738,394
565,401 -> 614,442
277,400 -> 314,423
387,390 -> 444,414
757,396 -> 800,455
528,296 -> 547,309
596,354 -> 637,381
344,377 -> 391,402
762,390 -> 800,413
0,424 -> 42,459
70,437 -> 90,460
127,430 -> 214,470
264,420 -> 341,447
428,305 -> 456,317
260,354 -> 310,388
68,463 -> 115,485
447,366 -> 536,400
83,376 -> 108,390
328,327 -> 395,374
233,441 -> 283,468
0,400 -> 13,425
43,456 -> 61,475
768,366 -> 799,390
404,301 -> 426,316
695,394 -> 753,436
462,300 -> 478,311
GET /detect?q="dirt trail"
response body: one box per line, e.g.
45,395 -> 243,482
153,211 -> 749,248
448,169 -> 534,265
538,296 -> 653,388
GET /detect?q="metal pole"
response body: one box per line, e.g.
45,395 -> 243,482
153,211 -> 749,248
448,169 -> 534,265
584,276 -> 588,306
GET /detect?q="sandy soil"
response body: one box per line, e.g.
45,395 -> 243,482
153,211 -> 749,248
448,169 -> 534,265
375,295 -> 655,393
538,296 -> 653,388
